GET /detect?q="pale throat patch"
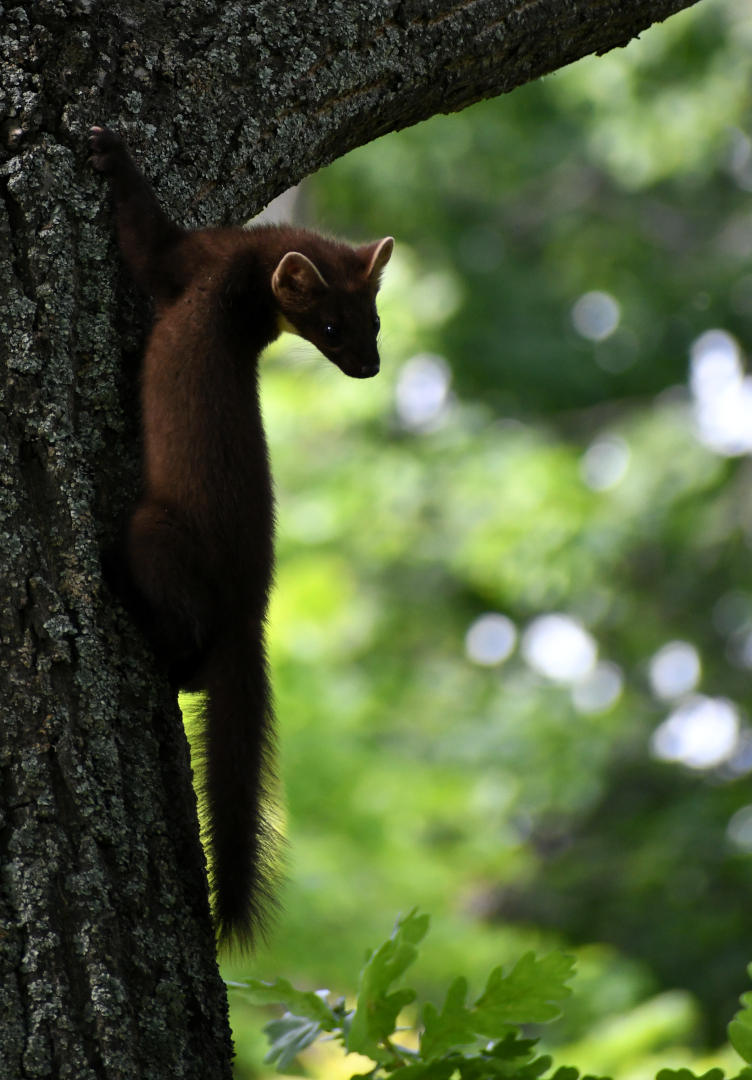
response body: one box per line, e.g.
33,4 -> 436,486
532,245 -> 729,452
277,312 -> 302,337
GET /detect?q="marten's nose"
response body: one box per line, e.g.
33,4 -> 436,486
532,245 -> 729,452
360,363 -> 380,378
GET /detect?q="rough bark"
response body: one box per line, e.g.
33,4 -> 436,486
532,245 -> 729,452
0,0 -> 702,1076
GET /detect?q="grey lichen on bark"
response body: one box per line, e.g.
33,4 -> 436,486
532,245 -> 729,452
0,0 -> 701,1075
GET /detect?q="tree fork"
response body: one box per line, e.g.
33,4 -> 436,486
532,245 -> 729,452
0,0 -> 701,1075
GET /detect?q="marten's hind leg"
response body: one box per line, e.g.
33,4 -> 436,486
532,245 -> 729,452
108,500 -> 217,686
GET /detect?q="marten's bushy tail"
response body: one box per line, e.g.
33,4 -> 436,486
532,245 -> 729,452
196,625 -> 280,948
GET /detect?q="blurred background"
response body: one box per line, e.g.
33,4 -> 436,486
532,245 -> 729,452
192,0 -> 752,1074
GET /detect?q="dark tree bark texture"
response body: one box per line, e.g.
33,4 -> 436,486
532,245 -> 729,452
0,0 -> 702,1076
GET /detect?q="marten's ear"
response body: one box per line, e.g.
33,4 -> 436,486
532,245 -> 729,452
272,251 -> 328,311
363,237 -> 394,292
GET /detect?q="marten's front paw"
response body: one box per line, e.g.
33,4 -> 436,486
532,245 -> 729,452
89,126 -> 124,174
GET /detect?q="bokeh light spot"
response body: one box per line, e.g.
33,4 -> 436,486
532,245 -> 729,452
571,661 -> 624,714
395,354 -> 451,431
580,435 -> 630,491
723,732 -> 752,779
572,291 -> 621,342
727,805 -> 752,851
465,613 -> 517,666
522,614 -> 597,684
689,329 -> 752,456
651,696 -> 739,770
648,641 -> 701,700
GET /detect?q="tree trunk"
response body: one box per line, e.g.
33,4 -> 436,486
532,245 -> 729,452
0,0 -> 702,1075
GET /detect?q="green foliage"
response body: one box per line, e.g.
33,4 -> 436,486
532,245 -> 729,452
729,966 -> 752,1064
231,913 -> 579,1078
346,909 -> 428,1061
420,953 -> 576,1060
230,976 -> 338,1026
232,915 -> 752,1080
229,977 -> 340,1071
656,1071 -> 728,1080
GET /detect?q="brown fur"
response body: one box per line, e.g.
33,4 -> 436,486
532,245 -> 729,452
90,127 -> 392,947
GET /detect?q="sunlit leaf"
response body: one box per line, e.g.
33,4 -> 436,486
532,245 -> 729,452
421,976 -> 477,1058
472,952 -> 576,1033
346,910 -> 428,1059
420,953 -> 574,1057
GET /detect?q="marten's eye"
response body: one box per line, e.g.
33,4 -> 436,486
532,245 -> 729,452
325,324 -> 341,342
373,315 -> 381,334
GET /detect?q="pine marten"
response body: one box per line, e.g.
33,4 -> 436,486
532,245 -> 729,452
90,126 -> 393,946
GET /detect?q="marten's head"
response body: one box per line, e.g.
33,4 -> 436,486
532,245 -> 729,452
272,236 -> 393,379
